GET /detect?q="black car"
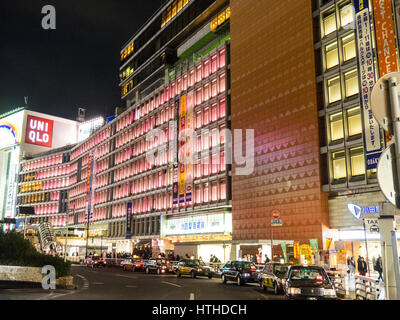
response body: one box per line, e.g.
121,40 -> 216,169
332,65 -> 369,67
284,265 -> 337,300
258,262 -> 290,294
145,258 -> 173,274
176,259 -> 213,279
220,260 -> 258,286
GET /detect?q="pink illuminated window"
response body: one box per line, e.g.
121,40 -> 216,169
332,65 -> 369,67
195,185 -> 201,204
203,183 -> 209,203
203,59 -> 210,78
203,83 -> 210,101
183,73 -> 188,91
196,111 -> 202,129
219,74 -> 226,93
189,68 -> 195,87
196,88 -> 202,105
211,55 -> 218,73
196,159 -> 202,178
220,151 -> 225,172
203,155 -> 209,176
171,82 -> 176,99
220,180 -> 226,199
203,107 -> 210,125
211,129 -> 218,147
177,77 -> 182,95
211,182 -> 218,201
219,99 -> 226,118
211,103 -> 218,122
219,48 -> 226,68
196,64 -> 202,83
211,153 -> 218,174
211,79 -> 217,97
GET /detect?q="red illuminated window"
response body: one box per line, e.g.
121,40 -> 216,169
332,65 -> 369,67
211,103 -> 218,122
189,68 -> 195,87
211,182 -> 218,201
196,111 -> 202,129
203,59 -> 210,78
203,107 -> 210,125
211,79 -> 218,97
219,74 -> 226,93
203,83 -> 210,101
196,88 -> 202,105
219,48 -> 226,68
196,64 -> 202,83
183,73 -> 188,91
195,185 -> 201,204
211,55 -> 218,73
203,183 -> 209,203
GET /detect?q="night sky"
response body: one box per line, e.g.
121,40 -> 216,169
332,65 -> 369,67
0,1 -> 162,121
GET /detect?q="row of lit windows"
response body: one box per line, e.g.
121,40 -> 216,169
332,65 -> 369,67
321,1 -> 354,38
70,127 -> 112,161
330,146 -> 368,182
326,68 -> 359,104
33,204 -> 60,216
18,191 -> 58,205
328,106 -> 362,142
210,7 -> 231,32
121,42 -> 134,63
22,154 -> 64,172
161,0 -> 191,28
324,33 -> 356,70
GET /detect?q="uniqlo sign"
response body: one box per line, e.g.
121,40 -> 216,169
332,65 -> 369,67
25,115 -> 53,147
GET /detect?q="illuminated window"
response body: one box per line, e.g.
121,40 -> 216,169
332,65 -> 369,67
196,88 -> 202,105
211,103 -> 218,122
203,83 -> 210,101
332,150 -> 346,180
204,59 -> 210,78
196,111 -> 202,129
172,1 -> 177,17
177,0 -> 183,12
219,49 -> 225,69
196,64 -> 202,82
325,42 -> 338,70
327,76 -> 341,103
195,185 -> 201,203
339,3 -> 354,28
219,74 -> 226,93
347,106 -> 362,137
344,69 -> 359,97
203,183 -> 209,202
350,147 -> 365,176
203,107 -> 210,125
342,33 -> 356,61
329,112 -> 344,141
323,13 -> 336,37
211,181 -> 218,201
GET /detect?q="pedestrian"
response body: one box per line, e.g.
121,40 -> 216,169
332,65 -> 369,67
375,255 -> 384,282
251,255 -> 257,263
210,254 -> 215,263
185,253 -> 190,259
358,257 -> 368,276
264,254 -> 270,263
347,256 -> 356,275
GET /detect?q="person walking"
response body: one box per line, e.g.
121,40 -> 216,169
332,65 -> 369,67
358,257 -> 368,276
264,254 -> 270,263
375,255 -> 384,282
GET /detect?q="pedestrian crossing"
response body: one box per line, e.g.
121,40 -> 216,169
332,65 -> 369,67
76,274 -> 89,290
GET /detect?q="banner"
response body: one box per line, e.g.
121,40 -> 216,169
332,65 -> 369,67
372,0 -> 399,76
280,242 -> 287,262
293,241 -> 300,259
309,238 -> 319,252
86,153 -> 94,220
354,0 -> 383,170
326,237 -> 333,251
126,202 -> 133,239
185,91 -> 194,204
178,95 -> 187,204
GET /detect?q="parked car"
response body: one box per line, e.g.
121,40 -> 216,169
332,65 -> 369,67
145,258 -> 173,274
258,262 -> 290,294
220,260 -> 258,285
283,265 -> 337,300
120,258 -> 132,270
176,259 -> 213,279
85,255 -> 107,268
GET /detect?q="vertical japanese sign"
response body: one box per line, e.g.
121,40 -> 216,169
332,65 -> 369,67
126,202 -> 133,239
86,153 -> 94,220
309,239 -> 319,252
326,237 -> 333,251
354,0 -> 383,170
293,241 -> 300,259
178,95 -> 187,204
173,166 -> 178,205
185,91 -> 194,204
280,242 -> 287,263
373,0 -> 399,76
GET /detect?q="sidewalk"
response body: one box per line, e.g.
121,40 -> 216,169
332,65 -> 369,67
0,281 -> 42,289
341,272 -> 385,300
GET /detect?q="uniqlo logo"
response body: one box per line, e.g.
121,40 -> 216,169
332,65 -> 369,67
25,115 -> 53,147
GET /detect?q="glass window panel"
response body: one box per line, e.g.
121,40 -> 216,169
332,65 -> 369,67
347,106 -> 362,136
340,4 -> 354,27
327,77 -> 341,103
330,112 -> 344,141
323,13 -> 336,37
350,147 -> 365,176
345,69 -> 359,97
342,34 -> 356,61
332,151 -> 346,179
325,42 -> 339,69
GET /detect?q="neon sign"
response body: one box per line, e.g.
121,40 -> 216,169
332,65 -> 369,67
347,203 -> 380,219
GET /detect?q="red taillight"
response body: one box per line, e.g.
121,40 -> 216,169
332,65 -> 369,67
167,261 -> 170,264
250,266 -> 255,271
316,275 -> 323,282
162,266 -> 166,269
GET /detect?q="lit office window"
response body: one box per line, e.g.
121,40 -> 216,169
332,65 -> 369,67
344,69 -> 359,97
323,13 -> 337,37
332,150 -> 346,180
325,42 -> 339,69
329,112 -> 344,141
347,106 -> 362,137
350,147 -> 365,176
342,33 -> 356,61
327,76 -> 341,103
339,4 -> 354,28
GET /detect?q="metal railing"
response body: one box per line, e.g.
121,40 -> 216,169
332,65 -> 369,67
355,275 -> 381,300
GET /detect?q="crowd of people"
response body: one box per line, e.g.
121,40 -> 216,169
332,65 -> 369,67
347,255 -> 383,282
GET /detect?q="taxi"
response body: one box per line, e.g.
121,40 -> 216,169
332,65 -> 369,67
258,262 -> 290,294
176,259 -> 213,279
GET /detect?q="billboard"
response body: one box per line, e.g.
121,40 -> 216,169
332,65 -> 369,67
77,117 -> 105,143
25,115 -> 54,147
353,0 -> 383,170
0,110 -> 24,149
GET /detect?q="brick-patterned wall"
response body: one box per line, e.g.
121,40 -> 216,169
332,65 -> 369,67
230,0 -> 329,248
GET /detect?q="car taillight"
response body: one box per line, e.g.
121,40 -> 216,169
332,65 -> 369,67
166,261 -> 170,264
162,266 -> 166,269
250,266 -> 255,271
316,275 -> 323,283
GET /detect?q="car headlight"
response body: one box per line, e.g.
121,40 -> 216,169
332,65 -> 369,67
243,273 -> 250,277
324,289 -> 336,297
197,268 -> 202,272
288,287 -> 301,295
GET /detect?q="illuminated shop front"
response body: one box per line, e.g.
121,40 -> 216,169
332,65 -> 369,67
160,211 -> 232,262
326,191 -> 400,270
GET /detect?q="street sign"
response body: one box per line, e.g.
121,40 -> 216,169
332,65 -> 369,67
271,219 -> 282,227
377,144 -> 398,207
370,72 -> 400,132
363,217 -> 380,234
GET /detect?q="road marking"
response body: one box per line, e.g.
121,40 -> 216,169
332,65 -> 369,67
93,282 -> 104,285
190,293 -> 195,300
126,285 -> 137,288
161,281 -> 182,288
47,291 -> 76,300
116,274 -> 137,279
36,291 -> 56,300
76,274 -> 89,290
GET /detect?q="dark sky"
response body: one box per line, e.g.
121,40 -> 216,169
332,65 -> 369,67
0,0 -> 162,121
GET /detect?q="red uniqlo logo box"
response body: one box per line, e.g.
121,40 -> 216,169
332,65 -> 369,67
25,115 -> 54,147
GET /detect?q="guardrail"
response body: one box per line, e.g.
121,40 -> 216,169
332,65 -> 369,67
355,275 -> 381,300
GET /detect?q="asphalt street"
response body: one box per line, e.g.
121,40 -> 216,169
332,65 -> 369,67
0,265 -> 284,300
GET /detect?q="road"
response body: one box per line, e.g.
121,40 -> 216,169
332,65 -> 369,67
0,265 -> 284,300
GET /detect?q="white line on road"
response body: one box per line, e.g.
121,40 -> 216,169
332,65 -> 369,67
76,274 -> 89,290
47,291 -> 76,300
116,274 -> 137,279
93,282 -> 104,285
126,285 -> 137,288
161,281 -> 182,288
190,293 -> 195,300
